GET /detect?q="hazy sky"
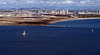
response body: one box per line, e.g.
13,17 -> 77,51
0,0 -> 100,9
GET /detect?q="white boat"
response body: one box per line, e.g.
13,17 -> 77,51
92,29 -> 94,32
22,30 -> 26,36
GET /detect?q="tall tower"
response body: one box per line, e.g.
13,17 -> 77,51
86,10 -> 88,14
66,9 -> 69,14
62,10 -> 65,14
99,10 -> 100,14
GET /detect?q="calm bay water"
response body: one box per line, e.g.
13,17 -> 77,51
0,19 -> 100,55
50,19 -> 100,28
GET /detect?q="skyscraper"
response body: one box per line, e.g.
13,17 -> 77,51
66,9 -> 69,14
86,10 -> 88,14
99,10 -> 100,14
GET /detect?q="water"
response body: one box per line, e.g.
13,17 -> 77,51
0,19 -> 100,55
50,19 -> 100,28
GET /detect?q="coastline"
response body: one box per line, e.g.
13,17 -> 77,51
0,17 -> 100,26
49,18 -> 76,24
48,17 -> 100,24
72,17 -> 100,20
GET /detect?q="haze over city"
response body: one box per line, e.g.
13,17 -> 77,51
0,0 -> 100,10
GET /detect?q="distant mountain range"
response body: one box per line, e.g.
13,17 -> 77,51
0,6 -> 100,11
18,7 -> 41,10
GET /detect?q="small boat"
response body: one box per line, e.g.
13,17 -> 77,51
22,30 -> 26,36
92,29 -> 94,32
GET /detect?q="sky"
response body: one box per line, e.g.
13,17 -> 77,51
0,0 -> 100,9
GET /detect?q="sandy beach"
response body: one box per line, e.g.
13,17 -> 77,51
0,17 -> 100,26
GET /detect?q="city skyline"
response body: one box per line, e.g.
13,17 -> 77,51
0,0 -> 100,9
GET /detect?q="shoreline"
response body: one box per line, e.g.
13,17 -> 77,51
71,17 -> 100,20
48,17 -> 100,24
0,17 -> 100,26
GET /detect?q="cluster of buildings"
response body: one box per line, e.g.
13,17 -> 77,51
0,9 -> 100,17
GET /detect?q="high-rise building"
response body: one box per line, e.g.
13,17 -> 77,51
62,10 -> 65,14
66,9 -> 69,14
99,10 -> 100,14
86,10 -> 88,14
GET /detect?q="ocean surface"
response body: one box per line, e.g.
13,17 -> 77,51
0,19 -> 100,55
